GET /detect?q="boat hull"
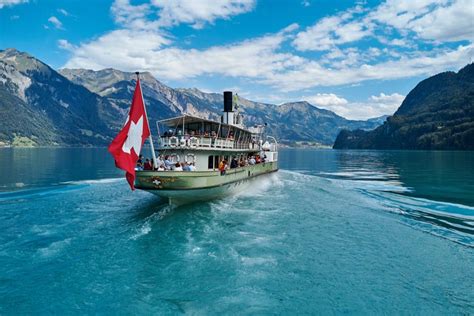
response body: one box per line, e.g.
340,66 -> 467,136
135,162 -> 278,204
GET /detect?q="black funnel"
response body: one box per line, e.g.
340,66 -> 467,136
223,91 -> 233,112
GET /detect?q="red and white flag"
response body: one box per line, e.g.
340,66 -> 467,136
108,78 -> 150,190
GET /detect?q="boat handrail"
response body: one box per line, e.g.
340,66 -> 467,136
158,136 -> 260,151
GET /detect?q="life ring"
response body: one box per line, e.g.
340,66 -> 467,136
189,137 -> 199,148
169,136 -> 178,147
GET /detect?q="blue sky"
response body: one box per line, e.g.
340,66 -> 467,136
1,0 -> 473,119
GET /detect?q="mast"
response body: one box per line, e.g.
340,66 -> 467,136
136,72 -> 158,169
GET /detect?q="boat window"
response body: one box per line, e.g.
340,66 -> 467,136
214,155 -> 219,169
208,155 -> 213,169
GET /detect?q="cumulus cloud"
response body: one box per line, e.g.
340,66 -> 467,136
293,7 -> 371,51
110,0 -> 255,30
263,44 -> 473,91
63,25 -> 302,80
153,0 -> 255,29
0,0 -> 27,9
304,93 -> 348,107
294,0 -> 473,52
305,92 -> 404,119
47,16 -> 63,29
61,0 -> 473,102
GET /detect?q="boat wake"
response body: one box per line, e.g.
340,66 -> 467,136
293,170 -> 474,247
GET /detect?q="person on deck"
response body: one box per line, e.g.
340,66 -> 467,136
230,157 -> 238,169
164,156 -> 173,170
183,162 -> 191,171
144,159 -> 153,170
174,162 -> 183,171
218,160 -> 226,175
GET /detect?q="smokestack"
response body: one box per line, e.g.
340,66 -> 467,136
223,91 -> 233,112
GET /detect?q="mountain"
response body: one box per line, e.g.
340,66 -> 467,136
333,64 -> 474,150
0,48 -> 113,146
61,69 -> 383,145
0,48 -> 386,147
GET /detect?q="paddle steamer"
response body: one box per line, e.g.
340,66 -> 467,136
135,91 -> 279,204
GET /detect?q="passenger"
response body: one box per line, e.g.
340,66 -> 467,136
218,160 -> 226,175
230,157 -> 238,169
189,162 -> 196,171
157,155 -> 164,167
164,156 -> 173,170
157,164 -> 165,171
144,158 -> 153,170
183,162 -> 191,171
174,162 -> 183,171
136,155 -> 144,170
255,155 -> 261,164
249,156 -> 256,165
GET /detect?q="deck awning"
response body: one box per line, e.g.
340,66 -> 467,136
157,114 -> 251,134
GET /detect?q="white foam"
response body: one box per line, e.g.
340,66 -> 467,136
62,178 -> 123,185
36,238 -> 72,258
129,204 -> 175,240
130,222 -> 151,240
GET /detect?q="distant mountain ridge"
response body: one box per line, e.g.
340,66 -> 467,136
333,64 -> 474,150
60,69 -> 385,145
1,48 -> 386,147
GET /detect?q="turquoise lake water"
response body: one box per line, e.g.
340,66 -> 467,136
0,148 -> 473,314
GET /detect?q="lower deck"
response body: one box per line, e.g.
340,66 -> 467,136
135,161 -> 278,192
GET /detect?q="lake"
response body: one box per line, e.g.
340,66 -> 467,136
0,148 -> 473,314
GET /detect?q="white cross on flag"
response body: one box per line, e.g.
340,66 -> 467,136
108,78 -> 150,190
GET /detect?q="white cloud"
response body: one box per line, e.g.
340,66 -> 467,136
58,39 -> 76,51
294,0 -> 473,52
57,8 -> 69,16
293,6 -> 371,51
111,0 -> 151,29
301,0 -> 311,7
304,93 -> 348,107
62,0 -> 472,96
263,44 -> 473,91
0,0 -> 27,9
304,92 -> 404,119
63,29 -> 171,70
152,0 -> 255,29
63,25 -> 303,80
48,16 -> 63,29
110,0 -> 255,30
371,0 -> 474,42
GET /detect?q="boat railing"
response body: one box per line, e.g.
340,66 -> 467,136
158,136 -> 259,150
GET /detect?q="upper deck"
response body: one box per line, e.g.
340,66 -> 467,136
156,114 -> 264,152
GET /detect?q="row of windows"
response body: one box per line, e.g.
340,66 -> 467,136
207,154 -> 247,169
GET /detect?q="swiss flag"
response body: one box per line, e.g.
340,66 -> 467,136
108,78 -> 150,190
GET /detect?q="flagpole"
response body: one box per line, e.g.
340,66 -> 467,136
136,72 -> 158,169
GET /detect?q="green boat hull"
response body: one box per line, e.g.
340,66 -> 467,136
135,162 -> 278,204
